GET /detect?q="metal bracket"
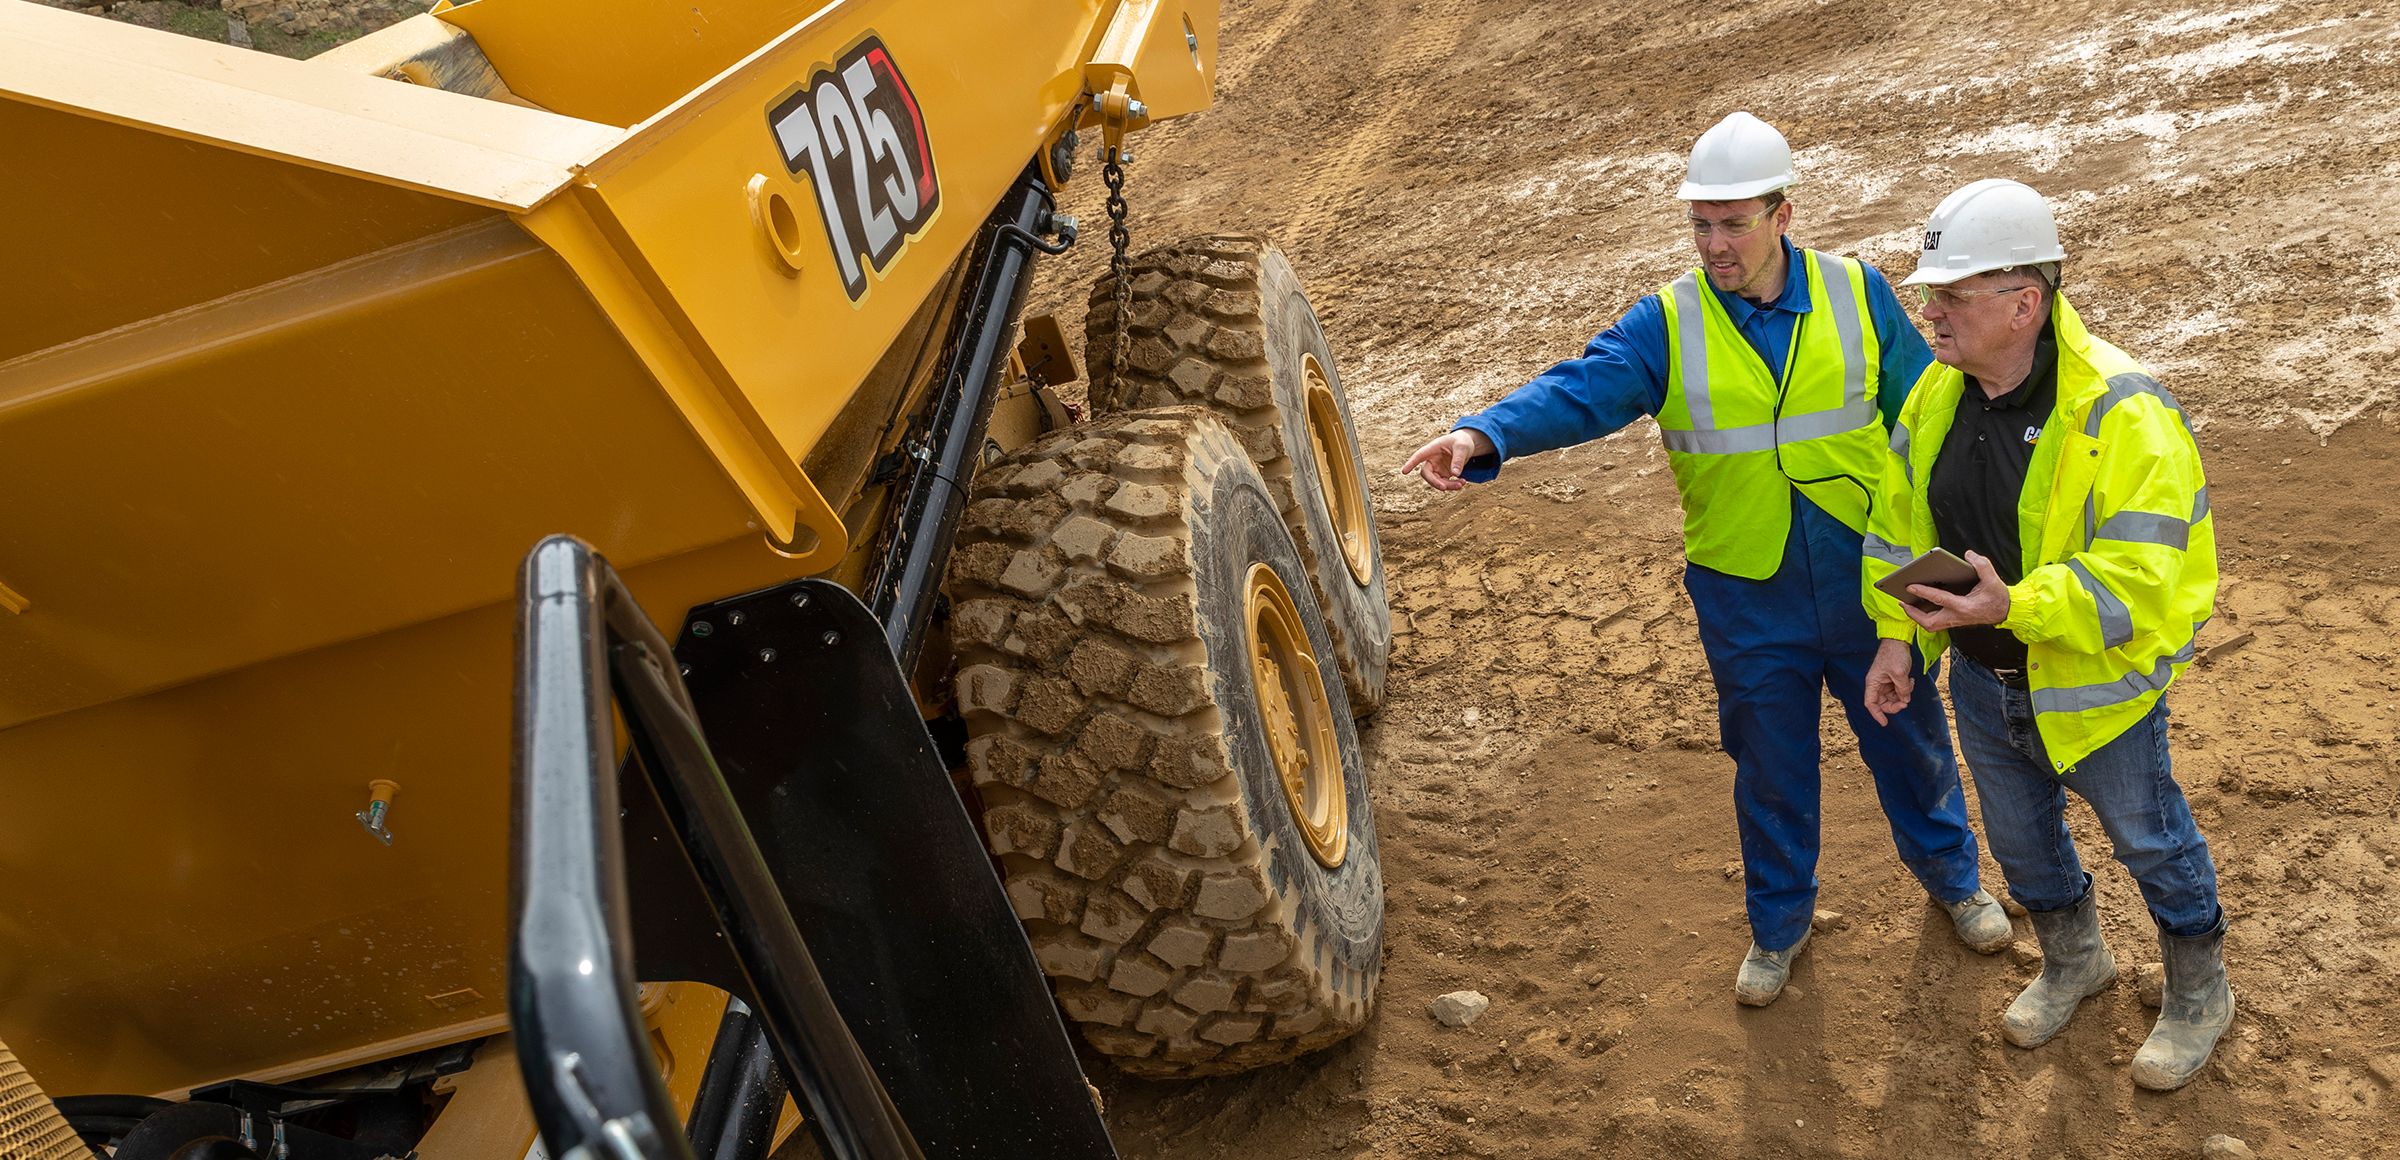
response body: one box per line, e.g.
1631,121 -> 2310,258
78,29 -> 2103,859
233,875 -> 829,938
354,778 -> 399,846
1091,78 -> 1150,158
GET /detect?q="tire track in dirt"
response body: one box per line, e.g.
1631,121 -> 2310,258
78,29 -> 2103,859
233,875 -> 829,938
1034,4 -> 2400,1153
1275,2 -> 1478,254
1207,0 -> 1312,94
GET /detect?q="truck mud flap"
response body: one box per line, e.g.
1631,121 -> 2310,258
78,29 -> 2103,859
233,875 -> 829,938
620,576 -> 1115,1159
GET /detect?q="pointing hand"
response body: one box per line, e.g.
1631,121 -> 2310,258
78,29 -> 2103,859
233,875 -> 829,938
1398,429 -> 1495,492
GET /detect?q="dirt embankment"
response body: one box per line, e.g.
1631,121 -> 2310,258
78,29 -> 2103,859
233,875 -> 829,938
1024,1 -> 2400,1156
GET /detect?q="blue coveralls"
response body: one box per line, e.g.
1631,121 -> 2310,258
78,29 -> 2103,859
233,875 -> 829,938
1456,239 -> 1984,952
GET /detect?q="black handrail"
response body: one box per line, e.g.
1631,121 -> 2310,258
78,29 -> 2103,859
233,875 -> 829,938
509,536 -> 923,1160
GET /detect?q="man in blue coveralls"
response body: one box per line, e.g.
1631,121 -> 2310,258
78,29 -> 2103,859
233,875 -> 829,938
1401,113 -> 2012,1005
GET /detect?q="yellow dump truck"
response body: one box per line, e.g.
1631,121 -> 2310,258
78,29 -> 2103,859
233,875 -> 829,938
0,0 -> 1391,1156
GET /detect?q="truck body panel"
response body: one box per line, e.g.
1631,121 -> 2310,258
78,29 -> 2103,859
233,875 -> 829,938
0,0 -> 1220,1104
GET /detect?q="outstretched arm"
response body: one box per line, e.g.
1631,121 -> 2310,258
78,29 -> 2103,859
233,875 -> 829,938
1401,295 -> 1671,490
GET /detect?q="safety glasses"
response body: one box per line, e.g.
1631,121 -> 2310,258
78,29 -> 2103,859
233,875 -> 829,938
1915,282 -> 2041,310
1688,208 -> 1777,239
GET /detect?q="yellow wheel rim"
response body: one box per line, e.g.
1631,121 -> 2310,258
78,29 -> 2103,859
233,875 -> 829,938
1301,354 -> 1375,586
1245,562 -> 1347,868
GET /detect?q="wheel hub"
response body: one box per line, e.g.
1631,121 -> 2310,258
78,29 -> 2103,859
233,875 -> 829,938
1244,563 -> 1346,868
1301,353 -> 1375,586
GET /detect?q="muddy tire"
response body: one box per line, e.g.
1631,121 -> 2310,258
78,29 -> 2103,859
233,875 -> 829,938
944,408 -> 1383,1078
1086,235 -> 1391,717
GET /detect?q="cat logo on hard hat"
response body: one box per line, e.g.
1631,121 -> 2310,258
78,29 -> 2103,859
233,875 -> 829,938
1922,230 -> 1943,251
767,35 -> 942,303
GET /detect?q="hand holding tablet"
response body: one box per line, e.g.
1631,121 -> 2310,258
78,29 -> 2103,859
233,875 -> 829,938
1873,548 -> 1982,613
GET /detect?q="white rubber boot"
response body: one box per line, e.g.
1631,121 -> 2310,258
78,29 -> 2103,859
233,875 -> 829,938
1734,928 -> 1810,1007
2131,919 -> 2234,1091
2002,891 -> 2116,1047
1942,888 -> 2015,954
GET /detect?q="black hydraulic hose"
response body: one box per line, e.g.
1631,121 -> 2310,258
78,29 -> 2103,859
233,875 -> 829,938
993,221 -> 1075,255
869,168 -> 1054,671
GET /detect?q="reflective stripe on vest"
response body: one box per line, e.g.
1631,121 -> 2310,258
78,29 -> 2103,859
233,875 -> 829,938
1659,253 -> 1876,456
1863,531 -> 1914,568
2078,372 -> 2213,556
2029,362 -> 2209,763
1654,250 -> 1888,578
2031,636 -> 2198,715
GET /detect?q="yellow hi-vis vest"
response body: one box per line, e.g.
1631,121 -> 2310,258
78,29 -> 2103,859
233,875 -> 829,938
1657,250 -> 1889,579
1863,292 -> 2218,772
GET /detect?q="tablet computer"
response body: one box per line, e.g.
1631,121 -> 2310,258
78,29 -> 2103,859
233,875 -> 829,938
1873,547 -> 1980,612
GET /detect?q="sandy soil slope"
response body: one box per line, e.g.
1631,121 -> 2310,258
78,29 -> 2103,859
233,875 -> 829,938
1023,1 -> 2400,1155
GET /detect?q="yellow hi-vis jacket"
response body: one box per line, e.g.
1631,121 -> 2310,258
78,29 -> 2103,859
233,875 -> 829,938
1862,292 -> 2218,772
1657,250 -> 1888,579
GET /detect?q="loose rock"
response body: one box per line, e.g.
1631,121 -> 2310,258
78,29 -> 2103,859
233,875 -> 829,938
1431,990 -> 1491,1028
2009,940 -> 2043,968
2200,1135 -> 2256,1160
1812,909 -> 1849,933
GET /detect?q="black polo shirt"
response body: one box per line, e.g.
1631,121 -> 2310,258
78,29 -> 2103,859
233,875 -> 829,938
1926,325 -> 2058,672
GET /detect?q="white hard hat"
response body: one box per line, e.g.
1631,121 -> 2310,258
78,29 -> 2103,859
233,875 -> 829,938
1902,178 -> 2069,286
1677,112 -> 1795,201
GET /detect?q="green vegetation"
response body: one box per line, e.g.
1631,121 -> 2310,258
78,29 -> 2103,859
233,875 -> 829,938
99,1 -> 415,60
160,5 -> 228,41
255,23 -> 359,58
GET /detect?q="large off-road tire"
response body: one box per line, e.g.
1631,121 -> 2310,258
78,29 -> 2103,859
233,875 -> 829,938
944,408 -> 1383,1078
1085,235 -> 1391,717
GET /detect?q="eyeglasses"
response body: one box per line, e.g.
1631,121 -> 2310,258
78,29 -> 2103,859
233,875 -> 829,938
1915,282 -> 2041,310
1688,209 -> 1776,239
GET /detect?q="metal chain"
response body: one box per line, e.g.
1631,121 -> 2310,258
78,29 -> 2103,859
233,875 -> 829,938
1103,150 -> 1132,389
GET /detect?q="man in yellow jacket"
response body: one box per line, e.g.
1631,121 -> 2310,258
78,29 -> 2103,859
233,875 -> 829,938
1860,179 -> 2229,1091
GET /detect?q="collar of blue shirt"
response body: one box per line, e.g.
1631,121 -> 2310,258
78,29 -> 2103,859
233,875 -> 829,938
1711,237 -> 1814,322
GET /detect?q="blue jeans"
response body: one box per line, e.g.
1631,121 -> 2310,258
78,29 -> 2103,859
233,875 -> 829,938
1948,653 -> 2222,937
1685,499 -> 1985,952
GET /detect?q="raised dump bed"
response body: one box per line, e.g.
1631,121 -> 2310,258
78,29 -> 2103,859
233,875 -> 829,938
0,0 -> 1217,1103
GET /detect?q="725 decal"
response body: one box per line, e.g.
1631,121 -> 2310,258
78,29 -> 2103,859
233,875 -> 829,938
768,35 -> 941,302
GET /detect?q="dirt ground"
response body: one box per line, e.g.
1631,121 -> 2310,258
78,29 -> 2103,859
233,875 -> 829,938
1023,1 -> 2400,1156
87,0 -> 2393,1152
